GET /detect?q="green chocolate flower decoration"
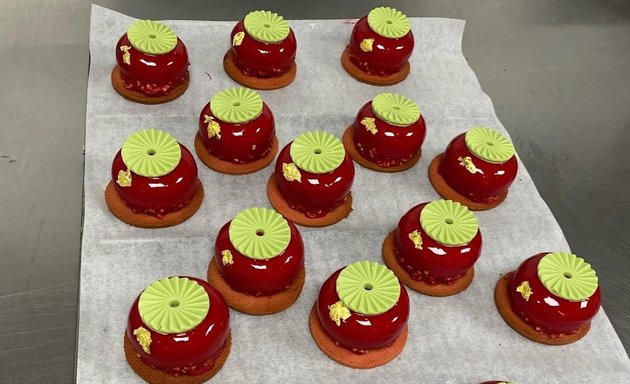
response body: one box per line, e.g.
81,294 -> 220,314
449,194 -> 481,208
121,129 -> 181,178
372,93 -> 420,127
367,7 -> 410,39
465,127 -> 515,164
138,277 -> 210,334
336,261 -> 401,316
420,199 -> 479,246
537,252 -> 598,302
290,131 -> 345,174
228,207 -> 291,260
127,20 -> 177,55
244,10 -> 290,43
210,87 -> 263,124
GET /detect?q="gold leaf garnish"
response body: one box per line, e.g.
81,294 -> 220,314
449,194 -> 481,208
120,45 -> 131,65
232,31 -> 245,47
328,301 -> 351,326
361,117 -> 377,135
204,115 -> 221,139
408,230 -> 423,250
116,168 -> 132,187
516,281 -> 533,301
133,326 -> 152,354
458,156 -> 480,174
282,163 -> 302,182
221,250 -> 233,266
360,38 -> 374,52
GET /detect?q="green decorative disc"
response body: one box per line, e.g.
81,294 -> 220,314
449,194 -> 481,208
372,93 -> 420,127
537,252 -> 598,302
420,199 -> 479,246
210,87 -> 263,124
121,129 -> 181,178
289,131 -> 345,174
127,20 -> 177,55
367,7 -> 410,39
465,127 -> 515,164
228,207 -> 291,260
336,261 -> 401,316
244,10 -> 290,43
138,277 -> 210,334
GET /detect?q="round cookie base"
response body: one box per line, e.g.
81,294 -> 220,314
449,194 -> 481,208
111,65 -> 189,104
340,46 -> 410,86
494,271 -> 591,345
223,50 -> 296,90
105,180 -> 204,228
194,133 -> 278,175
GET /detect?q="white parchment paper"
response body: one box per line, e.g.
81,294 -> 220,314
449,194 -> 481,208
78,5 -> 630,383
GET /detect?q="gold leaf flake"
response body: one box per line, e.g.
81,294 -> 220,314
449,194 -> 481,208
282,163 -> 302,182
328,301 -> 351,326
116,168 -> 132,187
361,117 -> 377,135
408,230 -> 423,250
221,250 -> 233,266
120,45 -> 131,65
458,156 -> 480,174
360,38 -> 374,52
232,31 -> 245,47
204,115 -> 221,139
133,326 -> 152,354
516,280 -> 533,301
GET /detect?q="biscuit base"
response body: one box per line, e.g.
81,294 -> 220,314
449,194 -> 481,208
342,126 -> 421,173
104,180 -> 204,228
494,271 -> 591,345
382,230 -> 474,296
428,154 -> 507,211
124,331 -> 230,384
194,133 -> 278,175
340,47 -> 410,86
308,304 -> 408,369
266,174 -> 353,227
223,50 -> 296,90
207,257 -> 305,315
111,65 -> 189,104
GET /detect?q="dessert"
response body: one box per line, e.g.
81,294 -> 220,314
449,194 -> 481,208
207,207 -> 305,315
341,7 -> 414,85
105,129 -> 203,228
480,382 -> 518,384
342,93 -> 426,172
194,87 -> 278,175
267,131 -> 355,227
495,252 -> 601,345
112,20 -> 190,104
124,276 -> 230,384
309,261 -> 410,368
429,126 -> 518,210
383,199 -> 482,296
223,10 -> 297,90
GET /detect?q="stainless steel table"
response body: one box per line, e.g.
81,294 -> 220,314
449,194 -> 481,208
1,1 -> 628,382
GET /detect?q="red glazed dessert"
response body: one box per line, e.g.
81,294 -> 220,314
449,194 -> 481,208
224,10 -> 297,90
429,126 -> 518,210
267,131 -> 355,227
112,20 -> 190,104
495,252 -> 601,345
124,276 -> 230,384
383,199 -> 482,296
105,129 -> 204,228
207,207 -> 305,315
342,93 -> 426,172
194,87 -> 278,175
309,261 -> 410,368
341,7 -> 414,85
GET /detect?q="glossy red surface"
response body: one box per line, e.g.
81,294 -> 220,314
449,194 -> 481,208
348,16 -> 414,77
439,133 -> 518,203
316,268 -> 409,353
395,203 -> 482,284
197,102 -> 275,164
214,219 -> 304,295
111,144 -> 199,218
229,20 -> 297,78
126,277 -> 230,375
508,253 -> 602,336
352,101 -> 426,167
115,34 -> 189,96
274,141 -> 355,218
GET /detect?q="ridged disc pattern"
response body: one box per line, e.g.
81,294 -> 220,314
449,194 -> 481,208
537,252 -> 598,302
289,131 -> 345,174
138,277 -> 210,334
367,7 -> 410,39
372,93 -> 420,127
244,10 -> 290,43
127,20 -> 177,55
228,207 -> 291,260
121,129 -> 181,177
336,261 -> 401,315
420,199 -> 479,246
464,127 -> 515,164
210,87 -> 263,124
